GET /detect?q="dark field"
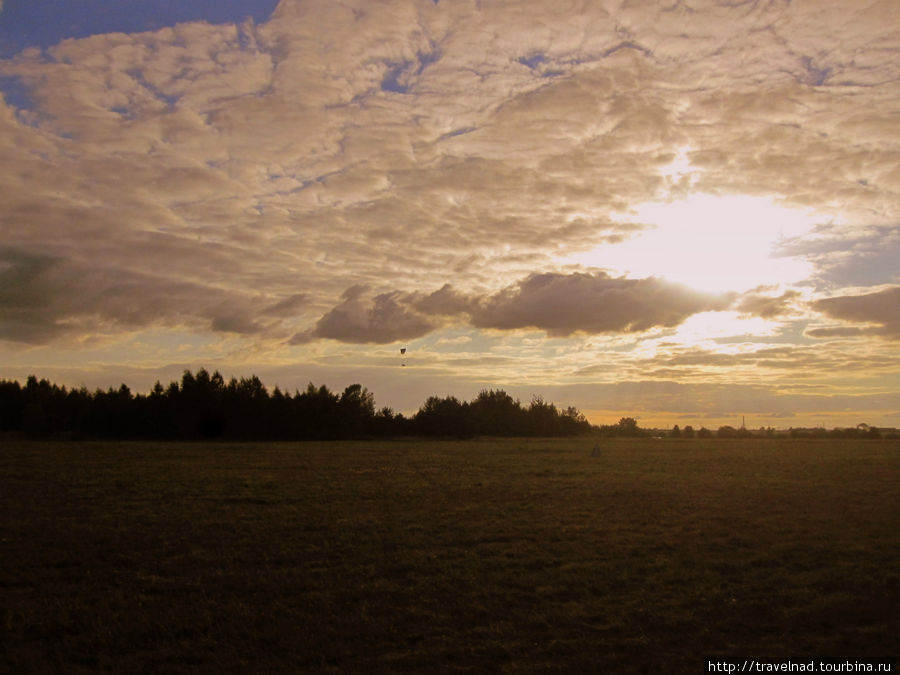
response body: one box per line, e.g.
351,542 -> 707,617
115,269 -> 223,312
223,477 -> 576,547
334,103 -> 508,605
2,438 -> 897,673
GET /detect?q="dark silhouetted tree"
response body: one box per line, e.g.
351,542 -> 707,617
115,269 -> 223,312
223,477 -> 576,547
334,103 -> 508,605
560,406 -> 590,436
0,379 -> 24,431
339,384 -> 376,437
470,389 -> 523,436
414,395 -> 473,437
616,417 -> 640,437
526,395 -> 559,436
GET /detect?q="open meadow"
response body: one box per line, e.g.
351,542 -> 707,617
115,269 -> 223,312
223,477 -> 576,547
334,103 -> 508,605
2,437 -> 897,673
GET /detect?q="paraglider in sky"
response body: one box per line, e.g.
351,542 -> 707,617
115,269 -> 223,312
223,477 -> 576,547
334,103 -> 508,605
400,347 -> 406,367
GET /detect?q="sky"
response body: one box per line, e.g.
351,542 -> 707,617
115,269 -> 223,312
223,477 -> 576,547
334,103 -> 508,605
1,0 -> 898,429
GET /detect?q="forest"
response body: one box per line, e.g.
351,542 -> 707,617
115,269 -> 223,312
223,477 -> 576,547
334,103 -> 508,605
0,369 -> 593,440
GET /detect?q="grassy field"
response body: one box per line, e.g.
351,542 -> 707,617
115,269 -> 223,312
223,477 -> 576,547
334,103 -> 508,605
2,437 -> 897,673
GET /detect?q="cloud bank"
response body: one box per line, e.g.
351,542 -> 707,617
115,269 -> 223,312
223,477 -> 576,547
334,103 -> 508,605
811,286 -> 900,339
0,247 -> 273,344
295,272 -> 734,344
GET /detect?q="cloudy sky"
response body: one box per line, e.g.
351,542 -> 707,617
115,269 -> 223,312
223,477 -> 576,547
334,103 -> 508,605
1,0 -> 898,428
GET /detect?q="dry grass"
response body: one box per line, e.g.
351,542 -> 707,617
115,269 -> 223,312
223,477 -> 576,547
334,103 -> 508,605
2,437 -> 897,672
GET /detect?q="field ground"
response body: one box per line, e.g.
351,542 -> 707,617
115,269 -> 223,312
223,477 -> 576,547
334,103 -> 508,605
2,437 -> 898,673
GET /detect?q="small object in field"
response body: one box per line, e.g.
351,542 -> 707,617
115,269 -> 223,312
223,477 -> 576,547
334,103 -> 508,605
591,443 -> 602,457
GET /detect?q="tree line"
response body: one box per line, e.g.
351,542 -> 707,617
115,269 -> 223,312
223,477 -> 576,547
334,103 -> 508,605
0,370 -> 593,440
667,423 -> 891,440
2,371 -> 889,441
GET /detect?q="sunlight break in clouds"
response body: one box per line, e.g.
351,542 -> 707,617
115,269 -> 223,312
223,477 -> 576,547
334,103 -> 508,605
566,194 -> 822,295
619,195 -> 819,293
0,0 -> 899,427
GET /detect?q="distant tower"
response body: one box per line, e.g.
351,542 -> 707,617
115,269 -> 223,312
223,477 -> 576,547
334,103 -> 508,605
741,415 -> 746,429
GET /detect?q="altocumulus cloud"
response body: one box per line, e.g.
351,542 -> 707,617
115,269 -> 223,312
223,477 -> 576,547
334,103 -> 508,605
1,0 -> 897,345
0,0 -> 898,426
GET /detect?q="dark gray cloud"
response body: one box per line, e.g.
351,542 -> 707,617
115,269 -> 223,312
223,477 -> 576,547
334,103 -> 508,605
412,284 -> 473,317
735,289 -> 801,318
811,286 -> 900,339
0,248 -> 65,343
0,247 -> 276,344
780,225 -> 900,290
294,285 -> 435,345
467,272 -> 734,336
300,271 -> 734,343
263,293 -> 309,317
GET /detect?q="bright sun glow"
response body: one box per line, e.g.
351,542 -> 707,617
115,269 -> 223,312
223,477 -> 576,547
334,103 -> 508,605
668,311 -> 781,344
566,193 -> 821,293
